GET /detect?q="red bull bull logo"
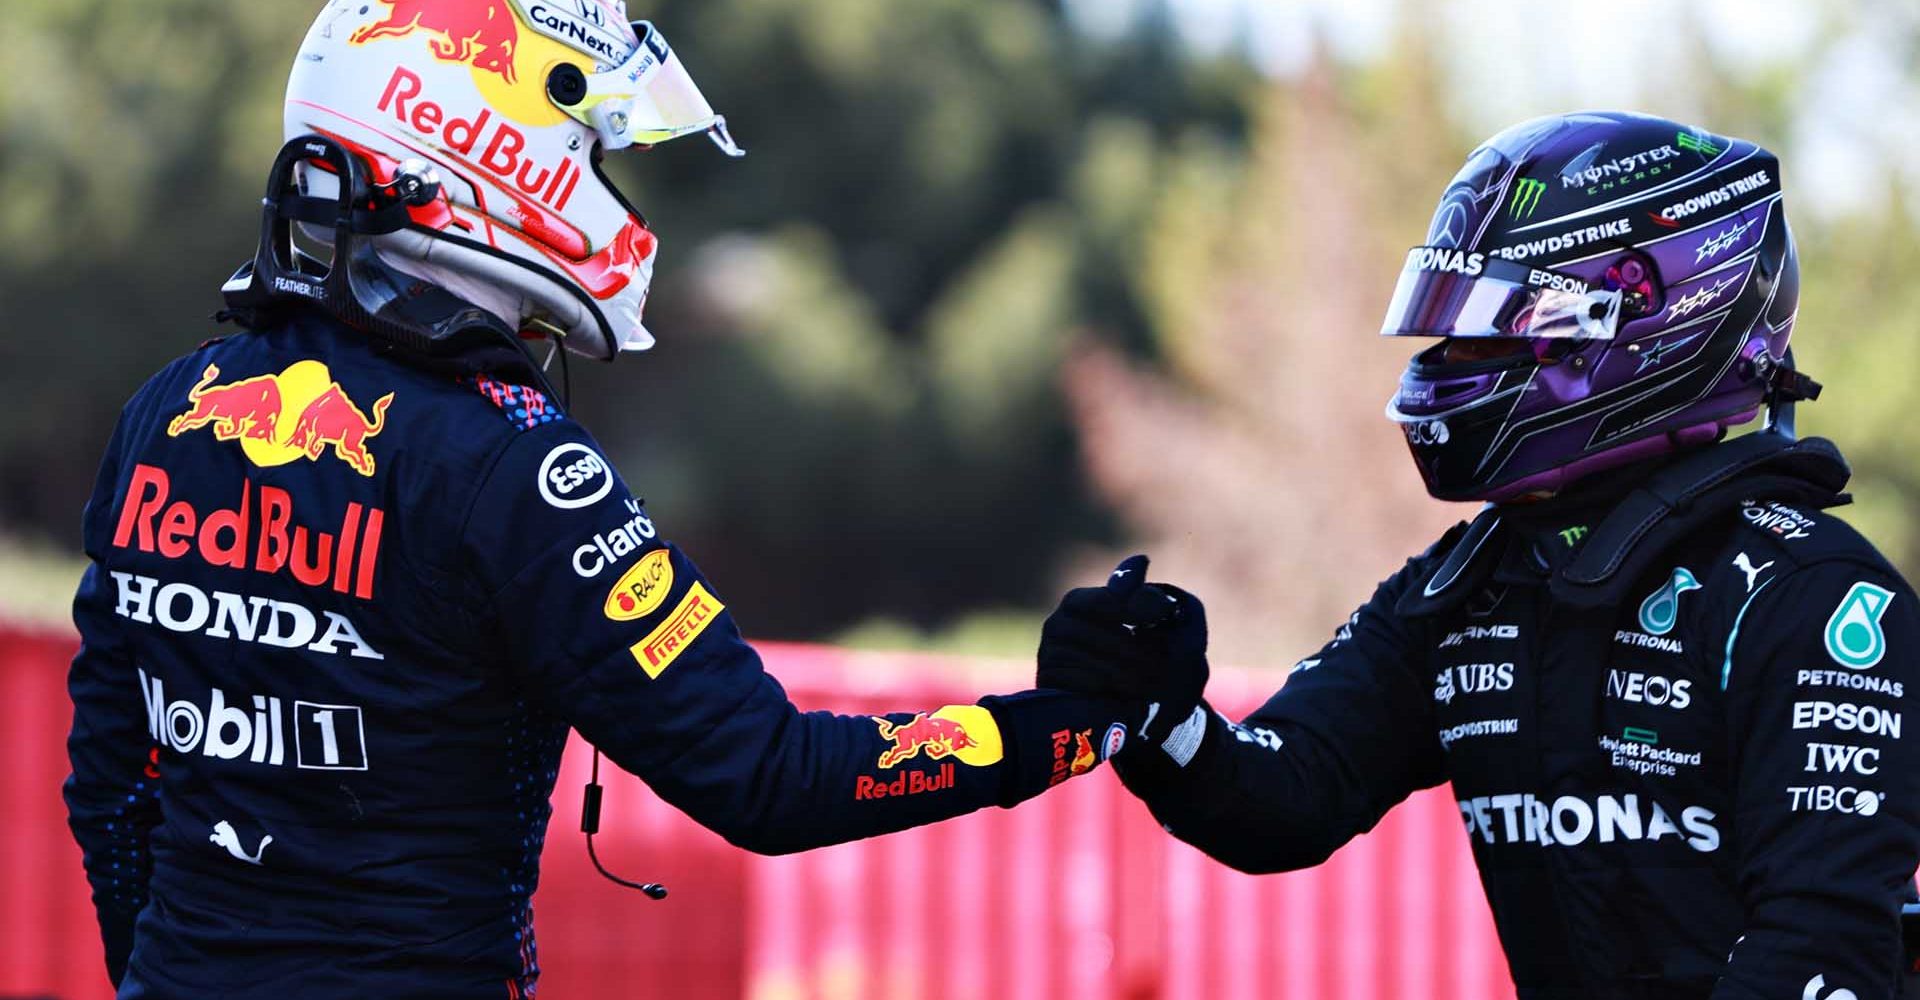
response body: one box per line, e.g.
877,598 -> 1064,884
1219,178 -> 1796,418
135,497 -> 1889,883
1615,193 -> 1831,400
352,0 -> 521,84
1049,727 -> 1099,787
169,369 -> 283,443
1070,731 -> 1097,777
875,715 -> 975,769
168,363 -> 394,477
286,384 -> 391,476
872,706 -> 1005,770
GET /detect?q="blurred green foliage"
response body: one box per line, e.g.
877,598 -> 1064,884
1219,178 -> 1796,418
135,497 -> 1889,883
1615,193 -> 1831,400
3,0 -> 1916,652
1793,200 -> 1920,571
0,0 -> 1254,638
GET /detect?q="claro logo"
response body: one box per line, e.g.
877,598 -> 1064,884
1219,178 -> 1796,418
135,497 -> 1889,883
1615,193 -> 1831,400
1458,792 -> 1719,853
572,498 -> 657,577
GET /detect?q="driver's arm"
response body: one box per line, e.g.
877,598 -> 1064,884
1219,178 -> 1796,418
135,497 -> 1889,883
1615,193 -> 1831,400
1712,561 -> 1920,999
462,423 -> 1128,853
1113,557 -> 1450,872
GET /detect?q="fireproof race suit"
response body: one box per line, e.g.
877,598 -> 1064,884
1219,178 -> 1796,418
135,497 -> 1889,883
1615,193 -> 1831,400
65,307 -> 1125,998
1114,436 -> 1920,999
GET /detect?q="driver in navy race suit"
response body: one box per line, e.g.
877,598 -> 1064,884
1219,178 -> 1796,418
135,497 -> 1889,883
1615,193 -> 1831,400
63,3 -> 1154,996
1032,112 -> 1920,999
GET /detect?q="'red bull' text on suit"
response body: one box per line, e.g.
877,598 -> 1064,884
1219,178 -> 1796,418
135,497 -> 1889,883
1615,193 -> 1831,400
65,305 -> 1125,998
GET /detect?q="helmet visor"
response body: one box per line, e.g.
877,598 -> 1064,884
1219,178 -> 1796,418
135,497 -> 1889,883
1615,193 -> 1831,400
1380,247 -> 1622,340
566,21 -> 745,157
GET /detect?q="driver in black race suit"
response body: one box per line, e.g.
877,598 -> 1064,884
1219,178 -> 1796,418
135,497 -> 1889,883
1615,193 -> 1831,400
64,4 -> 1149,996
1037,112 -> 1920,999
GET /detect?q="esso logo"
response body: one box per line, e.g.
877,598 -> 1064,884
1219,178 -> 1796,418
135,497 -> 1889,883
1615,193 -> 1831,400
538,443 -> 613,509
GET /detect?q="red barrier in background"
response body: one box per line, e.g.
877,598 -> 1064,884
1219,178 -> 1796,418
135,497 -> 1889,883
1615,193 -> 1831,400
0,629 -> 1513,999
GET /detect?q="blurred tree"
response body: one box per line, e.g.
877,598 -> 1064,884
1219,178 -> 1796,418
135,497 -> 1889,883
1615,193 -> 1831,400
0,0 -> 1254,640
572,0 -> 1257,637
1057,6 -> 1920,667
1060,42 -> 1467,666
6,0 -> 1915,657
0,0 -> 312,537
1794,195 -> 1920,571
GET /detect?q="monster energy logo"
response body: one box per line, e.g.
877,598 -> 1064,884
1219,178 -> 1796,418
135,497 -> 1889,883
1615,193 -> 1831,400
1676,131 -> 1720,155
1508,178 -> 1546,220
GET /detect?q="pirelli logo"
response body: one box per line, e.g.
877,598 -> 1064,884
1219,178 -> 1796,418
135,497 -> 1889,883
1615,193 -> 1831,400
630,582 -> 724,678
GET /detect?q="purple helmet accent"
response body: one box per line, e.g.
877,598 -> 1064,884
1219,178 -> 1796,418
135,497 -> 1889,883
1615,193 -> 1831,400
1382,111 -> 1802,502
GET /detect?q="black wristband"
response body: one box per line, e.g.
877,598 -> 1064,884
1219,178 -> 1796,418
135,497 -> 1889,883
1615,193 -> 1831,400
1112,700 -> 1225,799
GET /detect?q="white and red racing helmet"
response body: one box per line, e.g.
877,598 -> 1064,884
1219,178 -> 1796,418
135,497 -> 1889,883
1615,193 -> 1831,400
285,0 -> 742,359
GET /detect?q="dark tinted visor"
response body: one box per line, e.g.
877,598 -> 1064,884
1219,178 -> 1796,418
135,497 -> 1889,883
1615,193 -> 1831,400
1380,246 -> 1622,340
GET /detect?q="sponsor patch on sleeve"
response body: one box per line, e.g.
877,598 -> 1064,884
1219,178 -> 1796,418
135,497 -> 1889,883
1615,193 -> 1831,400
873,705 -> 1004,769
537,442 -> 614,509
628,582 -> 724,678
604,548 -> 674,621
1069,729 -> 1097,776
1048,727 -> 1099,786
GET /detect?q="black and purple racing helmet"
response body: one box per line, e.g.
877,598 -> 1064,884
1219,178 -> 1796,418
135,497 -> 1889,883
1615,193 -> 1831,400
1383,111 -> 1806,502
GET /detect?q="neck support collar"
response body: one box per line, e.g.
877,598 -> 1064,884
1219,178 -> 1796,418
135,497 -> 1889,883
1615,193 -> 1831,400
1399,431 -> 1852,616
219,134 -> 563,393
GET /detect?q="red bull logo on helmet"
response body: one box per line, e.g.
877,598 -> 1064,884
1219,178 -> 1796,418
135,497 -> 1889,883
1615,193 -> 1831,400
377,66 -> 586,214
169,363 -> 393,477
352,0 -> 521,84
873,706 -> 1005,770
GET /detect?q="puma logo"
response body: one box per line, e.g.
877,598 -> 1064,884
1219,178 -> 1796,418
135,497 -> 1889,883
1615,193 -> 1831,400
1733,552 -> 1774,593
210,820 -> 272,866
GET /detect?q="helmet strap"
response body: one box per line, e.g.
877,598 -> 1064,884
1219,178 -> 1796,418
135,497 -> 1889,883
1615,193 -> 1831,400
1761,347 -> 1822,440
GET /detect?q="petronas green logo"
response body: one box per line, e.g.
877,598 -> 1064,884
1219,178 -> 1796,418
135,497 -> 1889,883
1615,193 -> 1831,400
1824,582 -> 1894,670
1638,567 -> 1701,636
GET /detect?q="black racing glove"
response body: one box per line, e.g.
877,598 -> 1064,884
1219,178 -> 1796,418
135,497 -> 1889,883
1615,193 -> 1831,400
1036,554 -> 1209,748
